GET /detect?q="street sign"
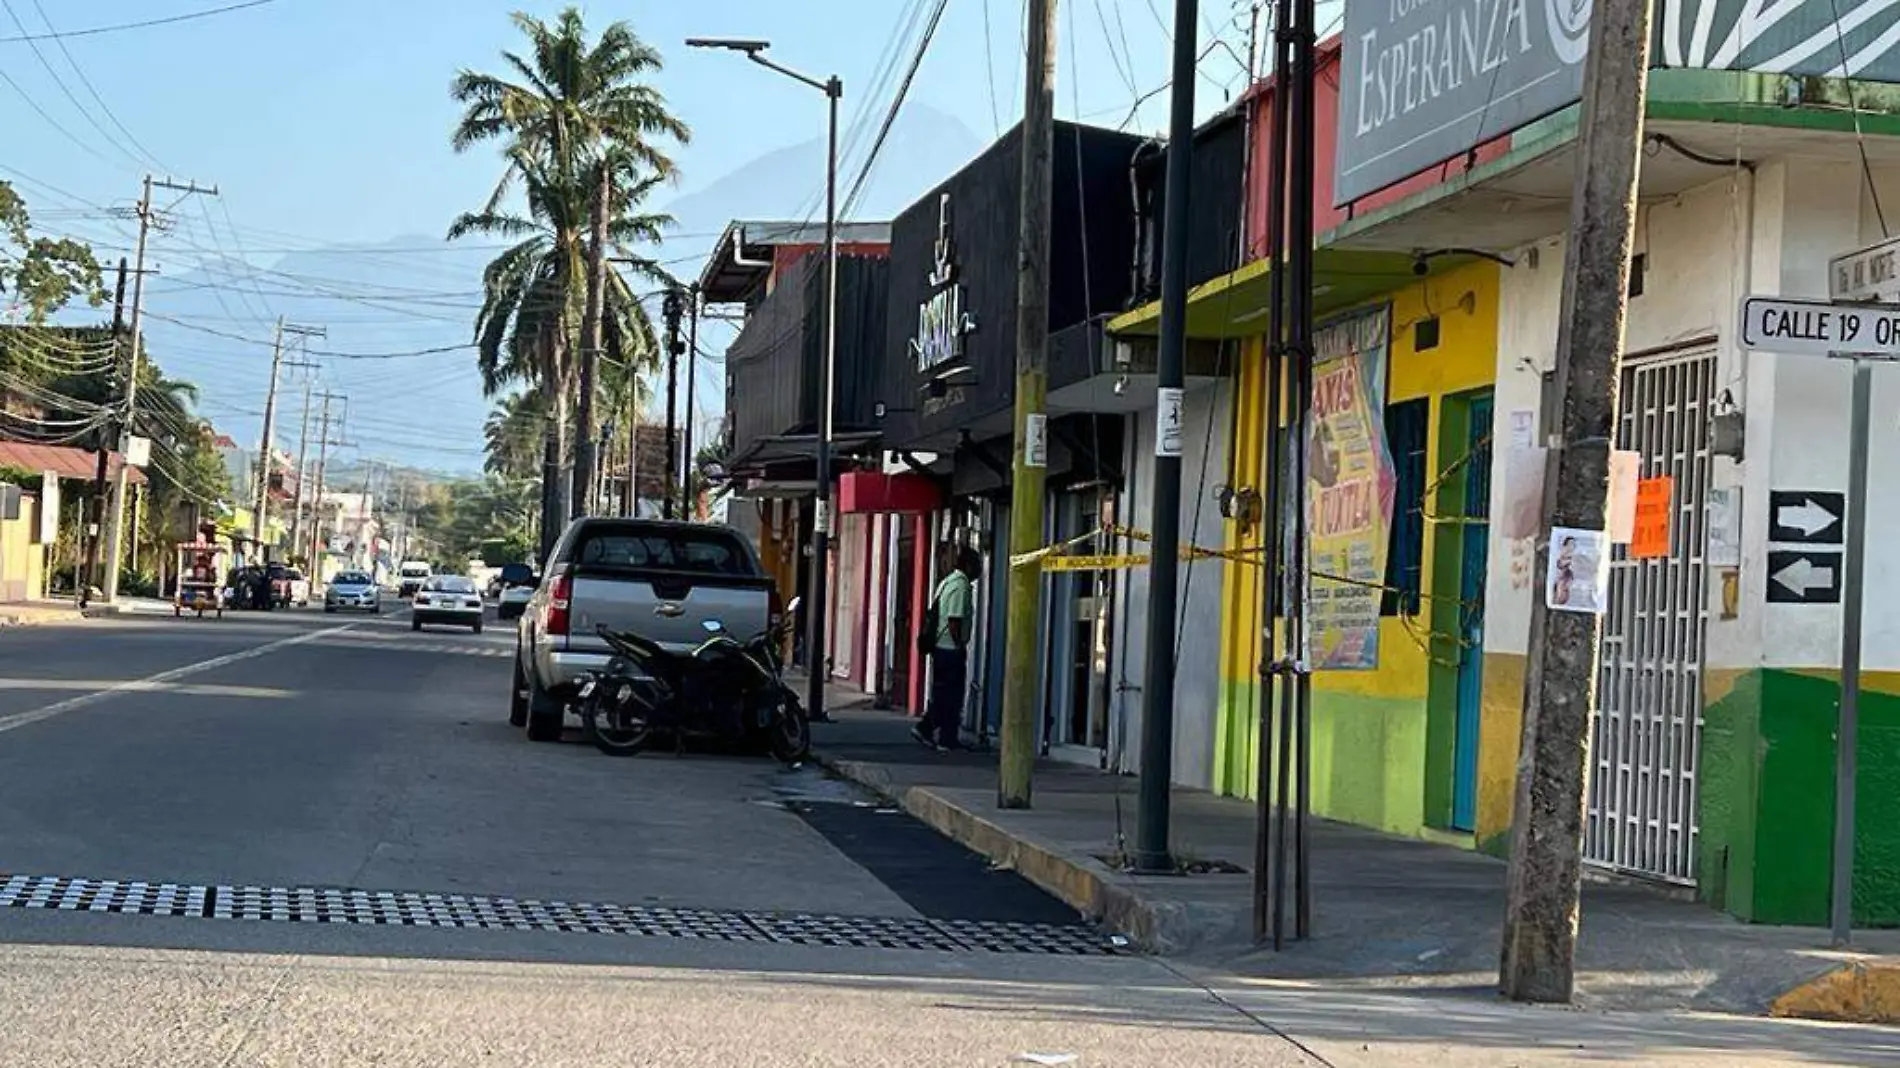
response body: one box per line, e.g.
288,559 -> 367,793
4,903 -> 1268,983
1766,550 -> 1843,604
1768,490 -> 1845,544
1832,238 -> 1900,303
1738,296 -> 1900,358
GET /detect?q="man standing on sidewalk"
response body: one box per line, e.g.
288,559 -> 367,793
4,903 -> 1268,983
914,542 -> 977,751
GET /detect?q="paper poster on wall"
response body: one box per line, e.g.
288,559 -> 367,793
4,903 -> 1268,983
1306,304 -> 1395,671
1707,487 -> 1742,567
1545,527 -> 1609,614
1606,451 -> 1643,544
1502,446 -> 1548,541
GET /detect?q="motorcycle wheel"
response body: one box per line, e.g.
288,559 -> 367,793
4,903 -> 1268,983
586,692 -> 653,757
768,694 -> 811,765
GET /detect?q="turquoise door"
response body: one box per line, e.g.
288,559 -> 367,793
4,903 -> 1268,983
1452,394 -> 1493,832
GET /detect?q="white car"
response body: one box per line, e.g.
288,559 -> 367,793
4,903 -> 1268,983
412,575 -> 485,633
498,583 -> 534,620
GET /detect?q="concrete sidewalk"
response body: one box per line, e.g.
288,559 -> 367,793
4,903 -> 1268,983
0,600 -> 83,627
811,703 -> 1900,1017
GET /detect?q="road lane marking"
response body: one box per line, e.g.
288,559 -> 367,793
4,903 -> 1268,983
0,622 -> 359,736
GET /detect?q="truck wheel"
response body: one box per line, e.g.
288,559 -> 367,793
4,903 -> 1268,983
509,659 -> 530,727
525,676 -> 564,742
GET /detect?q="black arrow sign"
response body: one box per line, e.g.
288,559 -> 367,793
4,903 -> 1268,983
1768,491 -> 1845,545
1766,550 -> 1844,604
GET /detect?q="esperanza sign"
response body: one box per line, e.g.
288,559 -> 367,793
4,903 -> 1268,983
1335,0 -> 1592,204
1306,305 -> 1397,671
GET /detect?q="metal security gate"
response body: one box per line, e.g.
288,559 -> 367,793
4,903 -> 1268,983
1584,346 -> 1715,884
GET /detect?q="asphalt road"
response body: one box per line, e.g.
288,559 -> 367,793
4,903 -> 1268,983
0,608 -> 1889,1067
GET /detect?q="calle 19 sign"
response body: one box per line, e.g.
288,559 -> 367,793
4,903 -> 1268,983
1738,296 -> 1900,359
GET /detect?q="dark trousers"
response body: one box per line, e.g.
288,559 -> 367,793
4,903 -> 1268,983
922,646 -> 967,747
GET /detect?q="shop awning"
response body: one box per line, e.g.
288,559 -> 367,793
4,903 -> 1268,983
1105,248 -> 1434,340
0,441 -> 147,485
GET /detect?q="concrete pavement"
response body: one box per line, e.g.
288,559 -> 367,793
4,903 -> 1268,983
0,610 -> 1891,1065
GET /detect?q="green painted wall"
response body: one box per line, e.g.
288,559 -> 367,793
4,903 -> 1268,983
1308,691 -> 1429,835
1699,669 -> 1900,927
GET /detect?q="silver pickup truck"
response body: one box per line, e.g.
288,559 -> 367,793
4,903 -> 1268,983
510,517 -> 777,741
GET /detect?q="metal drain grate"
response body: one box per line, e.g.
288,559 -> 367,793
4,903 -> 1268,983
0,874 -> 1118,955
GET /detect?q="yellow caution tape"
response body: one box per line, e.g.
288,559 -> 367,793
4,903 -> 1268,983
1041,553 -> 1151,571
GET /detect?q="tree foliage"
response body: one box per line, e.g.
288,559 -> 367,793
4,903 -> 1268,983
0,181 -> 106,322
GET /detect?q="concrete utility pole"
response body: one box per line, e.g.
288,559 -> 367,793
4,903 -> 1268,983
1499,0 -> 1655,1004
683,285 -> 701,521
661,289 -> 684,521
1129,0 -> 1204,869
80,259 -> 130,607
103,174 -> 216,604
287,365 -> 319,566
252,319 -> 324,553
997,0 -> 1059,809
307,392 -> 342,580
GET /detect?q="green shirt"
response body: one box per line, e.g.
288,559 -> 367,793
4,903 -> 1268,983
932,569 -> 974,650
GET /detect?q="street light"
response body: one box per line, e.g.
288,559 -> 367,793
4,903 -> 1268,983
687,37 -> 841,726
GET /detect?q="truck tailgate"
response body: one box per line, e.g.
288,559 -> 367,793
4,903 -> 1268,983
566,568 -> 773,655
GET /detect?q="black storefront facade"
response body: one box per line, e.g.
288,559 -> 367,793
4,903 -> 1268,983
871,119 -> 1146,746
720,247 -> 891,684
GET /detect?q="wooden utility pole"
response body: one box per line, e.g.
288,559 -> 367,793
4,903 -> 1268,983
80,259 -> 129,607
997,0 -> 1059,809
251,320 -> 324,555
1500,0 -> 1655,1003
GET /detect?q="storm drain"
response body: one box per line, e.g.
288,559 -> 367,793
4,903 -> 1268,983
0,873 -> 1118,956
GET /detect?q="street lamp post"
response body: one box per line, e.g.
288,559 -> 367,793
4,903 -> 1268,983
688,37 -> 840,725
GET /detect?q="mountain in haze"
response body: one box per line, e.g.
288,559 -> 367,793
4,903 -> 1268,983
139,104 -> 985,476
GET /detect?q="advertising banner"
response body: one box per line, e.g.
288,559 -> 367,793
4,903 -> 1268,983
1307,306 -> 1397,671
1654,0 -> 1900,82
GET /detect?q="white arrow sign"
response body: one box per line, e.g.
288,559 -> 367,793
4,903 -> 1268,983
1776,497 -> 1839,537
1771,555 -> 1836,597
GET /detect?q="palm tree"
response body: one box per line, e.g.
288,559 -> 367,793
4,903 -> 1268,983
449,8 -> 687,550
483,391 -> 544,480
450,152 -> 672,541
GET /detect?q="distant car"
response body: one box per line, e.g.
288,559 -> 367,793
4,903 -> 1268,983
397,561 -> 432,599
324,571 -> 381,614
413,574 -> 484,633
492,562 -> 537,620
265,563 -> 307,608
282,567 -> 311,607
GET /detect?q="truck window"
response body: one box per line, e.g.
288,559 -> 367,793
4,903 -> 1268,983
573,528 -> 752,577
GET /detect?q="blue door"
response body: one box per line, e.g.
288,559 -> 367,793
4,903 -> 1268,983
1452,394 -> 1493,832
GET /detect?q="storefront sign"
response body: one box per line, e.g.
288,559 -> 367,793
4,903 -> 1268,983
913,193 -> 977,376
1335,0 -> 1593,204
1306,305 -> 1396,671
1655,0 -> 1900,82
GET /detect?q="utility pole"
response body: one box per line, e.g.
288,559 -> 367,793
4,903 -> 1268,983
103,174 -> 216,604
997,0 -> 1059,809
1128,0 -> 1201,869
661,289 -> 684,520
1500,0 -> 1654,1004
307,392 -> 342,581
287,365 -> 319,566
252,319 -> 325,554
683,285 -> 701,521
80,258 -> 129,607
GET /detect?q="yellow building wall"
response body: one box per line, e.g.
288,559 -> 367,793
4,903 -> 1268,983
1214,261 -> 1499,841
0,493 -> 44,602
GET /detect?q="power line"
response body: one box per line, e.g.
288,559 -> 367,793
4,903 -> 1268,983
843,0 -> 952,218
28,0 -> 173,173
0,0 -> 279,43
0,0 -> 147,171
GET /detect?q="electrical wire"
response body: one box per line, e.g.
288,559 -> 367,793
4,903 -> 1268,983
843,0 -> 952,218
0,1 -> 279,43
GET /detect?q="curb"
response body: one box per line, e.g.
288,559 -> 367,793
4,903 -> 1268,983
814,750 -> 1230,954
1771,959 -> 1900,1023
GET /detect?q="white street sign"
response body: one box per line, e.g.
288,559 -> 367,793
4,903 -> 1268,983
1832,238 -> 1900,302
1738,296 -> 1900,358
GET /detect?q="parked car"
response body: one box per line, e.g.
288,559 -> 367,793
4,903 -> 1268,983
512,518 -> 774,742
492,562 -> 537,620
412,574 -> 485,633
279,566 -> 311,608
324,571 -> 381,614
397,561 -> 432,599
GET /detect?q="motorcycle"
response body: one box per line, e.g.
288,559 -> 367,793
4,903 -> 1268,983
575,598 -> 810,764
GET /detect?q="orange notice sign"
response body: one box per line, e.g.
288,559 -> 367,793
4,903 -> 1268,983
1631,476 -> 1674,559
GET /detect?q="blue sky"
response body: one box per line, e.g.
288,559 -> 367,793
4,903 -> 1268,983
0,0 -> 1274,471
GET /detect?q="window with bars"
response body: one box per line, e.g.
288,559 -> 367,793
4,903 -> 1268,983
1382,398 -> 1430,617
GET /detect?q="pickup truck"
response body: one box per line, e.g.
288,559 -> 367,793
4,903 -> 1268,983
510,517 -> 776,741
